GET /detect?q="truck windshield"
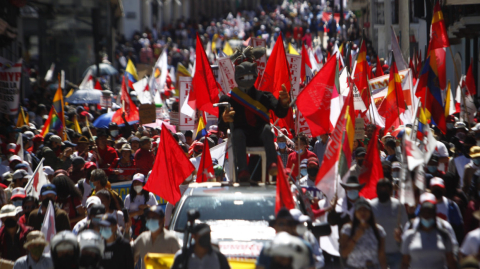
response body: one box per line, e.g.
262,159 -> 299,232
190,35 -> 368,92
174,195 -> 275,231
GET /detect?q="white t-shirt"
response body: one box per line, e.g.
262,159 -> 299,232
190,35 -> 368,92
435,141 -> 449,172
460,228 -> 480,256
124,192 -> 158,219
436,196 -> 463,224
75,179 -> 92,207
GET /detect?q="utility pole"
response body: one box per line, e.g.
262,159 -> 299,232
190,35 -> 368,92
399,0 -> 410,60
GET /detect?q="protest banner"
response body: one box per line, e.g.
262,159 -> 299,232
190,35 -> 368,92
217,57 -> 237,92
286,54 -> 301,98
369,69 -> 413,109
252,38 -> 267,78
0,57 -> 22,115
179,76 -> 195,131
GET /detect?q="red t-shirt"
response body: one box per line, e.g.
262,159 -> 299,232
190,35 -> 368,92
56,196 -> 82,229
287,150 -> 317,179
134,148 -> 154,176
97,146 -> 118,170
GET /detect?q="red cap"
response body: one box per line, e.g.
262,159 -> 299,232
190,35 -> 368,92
85,162 -> 97,170
80,111 -> 89,117
32,134 -> 44,142
307,157 -> 319,167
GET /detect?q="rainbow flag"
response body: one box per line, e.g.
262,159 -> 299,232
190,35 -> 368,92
126,59 -> 139,88
52,79 -> 66,140
40,106 -> 63,137
195,113 -> 208,140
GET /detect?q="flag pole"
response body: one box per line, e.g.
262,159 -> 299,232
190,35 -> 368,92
390,51 -> 402,131
24,158 -> 44,197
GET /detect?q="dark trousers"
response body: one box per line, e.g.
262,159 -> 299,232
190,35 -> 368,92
232,125 -> 277,176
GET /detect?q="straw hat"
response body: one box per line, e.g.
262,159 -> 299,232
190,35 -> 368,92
24,231 -> 47,249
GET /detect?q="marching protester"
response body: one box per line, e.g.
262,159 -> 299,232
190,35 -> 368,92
0,204 -> 32,262
13,231 -> 53,269
98,214 -> 134,269
27,184 -> 71,232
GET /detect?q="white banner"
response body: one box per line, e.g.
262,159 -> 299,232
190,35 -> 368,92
179,76 -> 195,131
369,69 -> 414,109
286,54 -> 301,98
252,38 -> 267,78
0,57 -> 22,115
217,57 -> 237,92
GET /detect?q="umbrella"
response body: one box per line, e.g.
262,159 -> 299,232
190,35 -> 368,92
143,119 -> 177,133
93,112 -> 138,128
65,88 -> 102,104
83,63 -> 118,77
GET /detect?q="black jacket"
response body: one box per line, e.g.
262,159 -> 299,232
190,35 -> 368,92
100,235 -> 134,269
218,87 -> 289,146
171,246 -> 230,269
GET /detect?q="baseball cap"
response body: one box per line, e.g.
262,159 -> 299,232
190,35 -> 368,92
9,155 -> 21,163
392,162 -> 401,169
23,131 -> 34,140
306,157 -> 319,167
12,170 -> 28,180
140,136 -> 152,143
49,135 -> 64,145
430,177 -> 445,189
2,172 -> 12,182
354,197 -> 372,211
40,184 -> 57,196
14,163 -> 29,170
0,205 -> 17,218
11,187 -> 26,199
355,147 -> 366,157
99,214 -> 118,226
88,204 -> 106,217
43,166 -> 54,176
86,196 -> 101,208
192,223 -> 211,236
133,173 -> 145,183
32,134 -> 44,143
420,192 -> 437,208
130,136 -> 140,143
85,162 -> 97,170
145,205 -> 165,218
299,158 -> 308,169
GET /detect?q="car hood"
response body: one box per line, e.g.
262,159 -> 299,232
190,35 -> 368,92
173,220 -> 276,258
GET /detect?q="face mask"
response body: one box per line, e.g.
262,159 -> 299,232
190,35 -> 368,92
296,223 -> 308,236
377,191 -> 390,203
473,159 -> 480,166
392,171 -> 400,178
92,217 -> 101,224
296,149 -> 304,155
198,234 -> 211,248
12,200 -> 22,207
29,245 -> 45,257
3,218 -> 17,228
300,168 -> 308,177
357,159 -> 364,166
100,227 -> 113,239
89,181 -> 95,189
110,130 -> 119,137
446,123 -> 454,130
427,166 -> 437,173
307,167 -> 319,178
145,219 -> 160,232
420,217 -> 435,228
277,142 -> 286,149
347,189 -> 359,201
134,185 -> 144,194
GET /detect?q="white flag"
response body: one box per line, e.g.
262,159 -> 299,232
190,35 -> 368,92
25,158 -> 48,199
391,26 -> 407,71
41,201 -> 56,248
133,78 -> 152,104
404,132 -> 424,171
424,127 -> 437,163
16,133 -> 24,162
154,49 -> 169,101
44,63 -> 55,82
79,69 -> 95,89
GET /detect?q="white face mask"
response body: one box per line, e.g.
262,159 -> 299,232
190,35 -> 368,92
110,130 -> 119,137
134,185 -> 143,194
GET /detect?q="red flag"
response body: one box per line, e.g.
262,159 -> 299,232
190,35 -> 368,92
375,56 -> 384,77
255,34 -> 291,98
428,2 -> 450,51
296,56 -> 337,136
358,126 -> 383,199
353,40 -> 370,107
301,45 -> 312,84
144,123 -> 195,205
409,57 -> 416,80
275,155 -> 295,213
94,80 -> 102,90
378,58 -> 406,131
112,76 -> 139,124
191,34 -> 221,117
466,58 -> 476,96
196,137 -> 214,183
271,109 -> 295,133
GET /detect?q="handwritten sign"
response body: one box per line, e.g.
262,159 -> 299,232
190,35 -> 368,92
286,54 -> 301,98
354,118 -> 365,140
179,76 -> 195,131
139,104 -> 156,124
252,38 -> 267,78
